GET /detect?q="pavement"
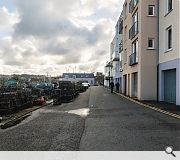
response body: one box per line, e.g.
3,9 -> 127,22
141,101 -> 180,115
0,86 -> 179,151
111,88 -> 180,116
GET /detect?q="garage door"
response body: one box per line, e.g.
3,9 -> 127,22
164,69 -> 176,103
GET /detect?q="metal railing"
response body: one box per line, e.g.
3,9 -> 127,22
119,61 -> 122,68
119,41 -> 123,53
112,57 -> 120,61
105,62 -> 113,68
129,21 -> 138,39
129,52 -> 138,66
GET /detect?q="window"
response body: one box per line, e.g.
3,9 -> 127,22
65,75 -> 69,79
129,11 -> 138,39
129,39 -> 138,66
166,26 -> 172,50
132,39 -> 138,62
116,23 -> 118,34
148,38 -> 155,49
167,0 -> 172,13
73,75 -> 76,79
132,11 -> 138,24
148,5 -> 155,16
124,49 -> 127,64
125,26 -> 127,40
124,3 -> 128,18
129,0 -> 139,13
132,40 -> 137,54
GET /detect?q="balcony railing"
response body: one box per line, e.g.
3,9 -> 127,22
129,21 -> 138,39
129,52 -> 138,66
119,61 -> 122,68
105,62 -> 113,68
119,41 -> 123,53
112,54 -> 120,61
129,0 -> 139,13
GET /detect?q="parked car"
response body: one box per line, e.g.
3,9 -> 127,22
82,82 -> 90,87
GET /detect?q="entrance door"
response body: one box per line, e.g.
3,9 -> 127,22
164,69 -> 176,103
128,74 -> 130,96
134,72 -> 138,97
123,75 -> 127,95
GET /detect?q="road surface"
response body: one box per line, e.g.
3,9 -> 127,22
0,86 -> 179,151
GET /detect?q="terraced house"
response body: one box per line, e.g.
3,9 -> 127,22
122,0 -> 158,100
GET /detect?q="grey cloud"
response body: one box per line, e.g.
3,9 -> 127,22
44,41 -> 70,55
4,59 -> 24,66
0,0 -> 120,74
79,64 -> 91,72
89,50 -> 107,61
78,60 -> 103,73
57,54 -> 82,65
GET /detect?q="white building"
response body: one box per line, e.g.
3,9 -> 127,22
62,73 -> 95,85
159,0 -> 180,105
104,62 -> 113,87
110,12 -> 123,90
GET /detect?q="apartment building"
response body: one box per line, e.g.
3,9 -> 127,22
110,37 -> 116,84
107,13 -> 124,90
158,0 -> 180,105
122,0 -> 158,100
111,34 -> 121,85
104,61 -> 113,87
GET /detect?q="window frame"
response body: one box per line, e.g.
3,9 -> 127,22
147,38 -> 155,49
166,26 -> 172,51
148,5 -> 155,16
166,0 -> 173,14
132,38 -> 138,62
124,26 -> 127,41
124,2 -> 128,18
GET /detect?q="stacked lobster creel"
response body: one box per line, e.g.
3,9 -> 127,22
76,81 -> 88,93
73,82 -> 79,98
0,86 -> 32,115
53,89 -> 62,105
31,83 -> 54,106
59,81 -> 75,103
52,81 -> 89,106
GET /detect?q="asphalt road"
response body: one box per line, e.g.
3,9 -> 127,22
0,86 -> 179,151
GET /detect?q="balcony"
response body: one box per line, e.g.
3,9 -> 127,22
112,52 -> 120,62
129,0 -> 139,13
119,61 -> 122,69
129,52 -> 138,66
119,41 -> 123,53
105,62 -> 113,68
129,21 -> 138,39
112,57 -> 120,62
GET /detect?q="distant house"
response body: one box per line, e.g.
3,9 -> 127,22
62,73 -> 95,85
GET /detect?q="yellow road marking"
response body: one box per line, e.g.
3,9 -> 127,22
113,91 -> 180,120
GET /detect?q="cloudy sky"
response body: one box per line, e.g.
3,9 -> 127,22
0,0 -> 124,76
